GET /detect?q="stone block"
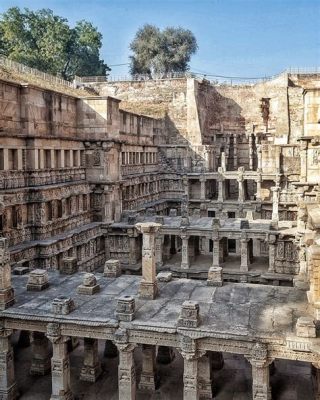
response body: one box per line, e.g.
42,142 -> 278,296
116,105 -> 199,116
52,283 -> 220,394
169,209 -> 177,217
178,300 -> 200,328
27,269 -> 49,291
13,266 -> 29,275
61,257 -> 77,275
207,266 -> 223,287
0,287 -> 15,310
157,272 -> 172,282
77,273 -> 100,295
296,317 -> 316,338
52,296 -> 75,315
139,280 -> 158,300
115,295 -> 135,321
104,259 -> 121,278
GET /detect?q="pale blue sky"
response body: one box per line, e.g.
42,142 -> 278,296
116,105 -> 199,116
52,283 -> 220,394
0,0 -> 319,78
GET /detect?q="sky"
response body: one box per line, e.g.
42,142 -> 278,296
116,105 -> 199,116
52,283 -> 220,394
0,0 -> 319,79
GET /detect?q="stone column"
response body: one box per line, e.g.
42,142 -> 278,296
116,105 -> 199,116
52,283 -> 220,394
300,141 -> 308,182
155,235 -> 163,267
80,338 -> 101,382
30,331 -> 51,375
200,177 -> 206,200
271,186 -> 279,222
249,134 -> 253,170
183,176 -> 189,197
268,235 -> 277,273
182,354 -> 199,400
312,363 -> 320,400
181,234 -> 190,269
240,236 -> 250,272
198,353 -> 213,399
238,178 -> 245,202
117,343 -> 136,400
3,148 -> 9,170
217,177 -> 225,202
139,344 -> 157,392
247,344 -> 272,400
47,323 -> 73,400
0,238 -> 15,310
0,326 -> 18,400
257,145 -> 262,170
256,175 -> 262,200
212,238 -> 220,268
135,222 -> 162,299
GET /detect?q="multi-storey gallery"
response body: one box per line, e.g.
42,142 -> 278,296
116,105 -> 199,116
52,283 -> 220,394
0,61 -> 320,399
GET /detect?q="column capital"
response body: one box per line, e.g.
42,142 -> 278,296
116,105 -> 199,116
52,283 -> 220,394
135,222 -> 161,234
245,343 -> 273,367
46,322 -> 69,344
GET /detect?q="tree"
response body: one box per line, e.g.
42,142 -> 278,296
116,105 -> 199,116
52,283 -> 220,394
0,7 -> 109,80
130,24 -> 198,77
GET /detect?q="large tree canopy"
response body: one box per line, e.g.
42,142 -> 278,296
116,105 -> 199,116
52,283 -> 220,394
0,7 -> 109,80
130,24 -> 198,76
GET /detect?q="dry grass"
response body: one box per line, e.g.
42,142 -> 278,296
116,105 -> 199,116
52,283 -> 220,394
0,66 -> 93,97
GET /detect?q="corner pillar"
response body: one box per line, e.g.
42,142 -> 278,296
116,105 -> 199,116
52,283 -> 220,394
117,343 -> 136,400
240,237 -> 250,272
183,355 -> 199,400
0,327 -> 18,400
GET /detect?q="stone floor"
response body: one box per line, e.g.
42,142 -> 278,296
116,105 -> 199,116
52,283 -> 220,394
13,337 -> 314,400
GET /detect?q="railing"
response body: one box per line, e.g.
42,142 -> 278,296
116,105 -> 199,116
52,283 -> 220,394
0,55 -> 74,88
74,75 -> 108,83
0,168 -> 85,189
121,164 -> 158,176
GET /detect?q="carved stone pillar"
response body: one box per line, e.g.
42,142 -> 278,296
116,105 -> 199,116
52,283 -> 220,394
47,324 -> 73,400
217,177 -> 225,202
299,141 -> 308,183
247,344 -> 272,400
80,338 -> 101,382
240,236 -> 250,272
183,176 -> 189,197
181,234 -> 190,269
200,177 -> 206,200
249,134 -> 253,170
0,238 -> 15,310
256,176 -> 262,200
117,343 -> 136,400
271,187 -> 280,222
268,235 -> 277,273
135,222 -> 162,299
198,353 -> 213,399
30,331 -> 51,375
212,238 -> 220,268
238,177 -> 245,202
155,235 -> 163,267
0,326 -> 18,400
139,344 -> 157,392
312,363 -> 320,400
183,354 -> 199,400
